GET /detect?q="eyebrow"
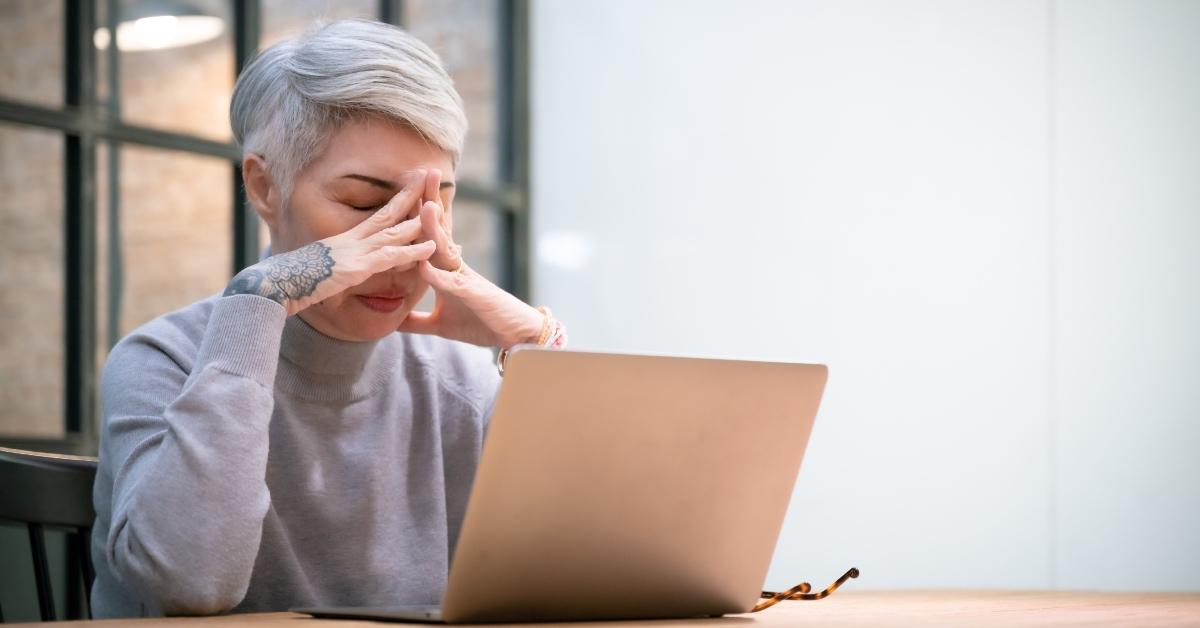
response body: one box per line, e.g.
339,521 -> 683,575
340,173 -> 455,190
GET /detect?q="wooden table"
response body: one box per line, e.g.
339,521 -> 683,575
13,592 -> 1200,627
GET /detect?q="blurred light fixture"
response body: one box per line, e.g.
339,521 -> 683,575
537,231 -> 593,271
94,1 -> 225,52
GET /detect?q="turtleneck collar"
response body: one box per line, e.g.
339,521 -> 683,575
275,314 -> 397,402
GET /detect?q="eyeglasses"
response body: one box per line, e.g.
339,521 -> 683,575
751,567 -> 860,612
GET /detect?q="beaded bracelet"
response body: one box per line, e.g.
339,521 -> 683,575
497,307 -> 568,376
533,306 -> 554,346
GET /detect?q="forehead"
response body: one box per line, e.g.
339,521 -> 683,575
307,116 -> 454,183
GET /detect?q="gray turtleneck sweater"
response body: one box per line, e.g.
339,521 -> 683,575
90,293 -> 501,618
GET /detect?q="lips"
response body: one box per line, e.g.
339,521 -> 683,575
356,291 -> 407,313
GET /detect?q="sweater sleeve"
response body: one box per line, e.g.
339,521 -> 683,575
98,295 -> 286,615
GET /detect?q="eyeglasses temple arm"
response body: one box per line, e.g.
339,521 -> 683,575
753,567 -> 860,612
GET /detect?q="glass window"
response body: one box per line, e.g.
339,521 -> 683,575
261,0 -> 377,48
97,0 -> 236,142
453,198 -> 503,285
0,1 -> 523,447
96,141 -> 114,358
112,144 -> 232,334
0,0 -> 64,108
405,0 -> 501,186
0,124 -> 64,438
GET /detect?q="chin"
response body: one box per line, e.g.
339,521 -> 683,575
343,320 -> 402,342
304,298 -> 414,343
342,307 -> 413,342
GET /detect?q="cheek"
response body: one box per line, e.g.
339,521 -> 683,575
281,205 -> 362,248
315,208 -> 364,238
300,294 -> 349,325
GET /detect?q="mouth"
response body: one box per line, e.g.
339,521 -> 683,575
355,292 -> 407,313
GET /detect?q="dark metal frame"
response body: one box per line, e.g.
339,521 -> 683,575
0,0 -> 531,454
63,0 -> 98,441
232,0 -> 262,272
498,0 -> 531,298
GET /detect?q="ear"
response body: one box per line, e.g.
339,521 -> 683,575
242,153 -> 280,229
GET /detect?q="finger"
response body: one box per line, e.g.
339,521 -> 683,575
420,169 -> 449,237
352,169 -> 426,237
403,168 -> 439,223
368,239 -> 436,269
424,168 -> 442,208
420,201 -> 463,271
367,214 -> 423,246
426,170 -> 452,235
419,259 -> 471,294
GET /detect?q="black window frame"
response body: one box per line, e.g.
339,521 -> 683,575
0,0 -> 531,455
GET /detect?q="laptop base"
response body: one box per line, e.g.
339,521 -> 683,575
294,606 -> 444,623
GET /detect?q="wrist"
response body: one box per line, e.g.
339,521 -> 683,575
510,305 -> 546,348
224,266 -> 288,308
496,306 -> 568,376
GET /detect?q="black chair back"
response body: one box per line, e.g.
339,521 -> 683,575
0,446 -> 98,622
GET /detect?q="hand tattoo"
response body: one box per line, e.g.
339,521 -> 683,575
223,242 -> 335,305
223,267 -> 286,302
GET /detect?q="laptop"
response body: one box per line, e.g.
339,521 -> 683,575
295,348 -> 828,623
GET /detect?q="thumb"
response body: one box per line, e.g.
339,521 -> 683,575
419,259 -> 471,294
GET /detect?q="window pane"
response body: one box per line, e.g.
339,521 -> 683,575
0,0 -> 64,107
98,0 -> 235,142
112,145 -> 231,335
0,124 -> 64,438
96,140 -> 113,374
405,0 -> 500,186
261,0 -> 377,49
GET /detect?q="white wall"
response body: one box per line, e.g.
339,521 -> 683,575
530,0 -> 1200,590
1053,0 -> 1200,589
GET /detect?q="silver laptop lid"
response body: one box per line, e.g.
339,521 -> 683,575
442,349 -> 828,623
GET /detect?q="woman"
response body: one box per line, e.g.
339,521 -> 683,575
91,19 -> 564,617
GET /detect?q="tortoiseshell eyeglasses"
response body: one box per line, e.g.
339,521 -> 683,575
750,567 -> 860,613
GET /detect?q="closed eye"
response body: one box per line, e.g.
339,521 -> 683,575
348,203 -> 385,212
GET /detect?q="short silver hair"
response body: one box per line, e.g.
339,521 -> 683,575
230,19 -> 466,203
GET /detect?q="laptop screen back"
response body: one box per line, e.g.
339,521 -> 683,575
442,349 -> 828,623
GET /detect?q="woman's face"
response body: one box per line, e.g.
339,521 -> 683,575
267,116 -> 456,342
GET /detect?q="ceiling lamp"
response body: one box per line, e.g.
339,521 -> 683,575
94,1 -> 225,52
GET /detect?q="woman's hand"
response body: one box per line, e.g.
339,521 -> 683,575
397,169 -> 544,348
223,170 -> 435,317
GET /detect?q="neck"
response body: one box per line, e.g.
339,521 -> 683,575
276,314 -> 396,402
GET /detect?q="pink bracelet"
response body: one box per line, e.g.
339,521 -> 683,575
497,309 -> 568,376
